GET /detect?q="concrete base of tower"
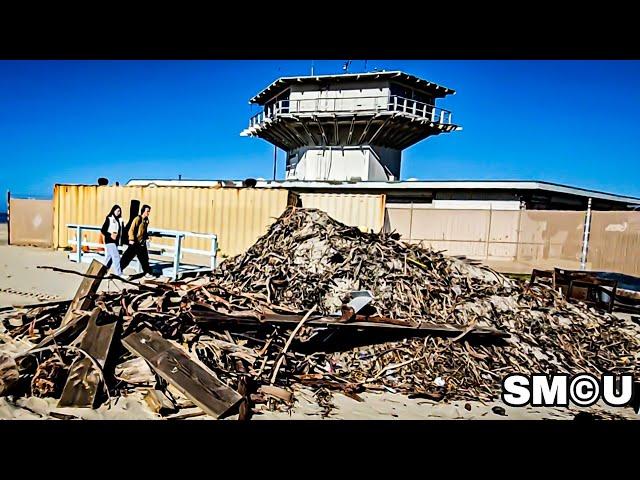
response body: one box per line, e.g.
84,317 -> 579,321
285,146 -> 401,182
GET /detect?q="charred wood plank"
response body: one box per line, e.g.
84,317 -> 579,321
57,306 -> 117,408
61,260 -> 107,326
191,310 -> 508,340
29,311 -> 92,351
122,327 -> 242,419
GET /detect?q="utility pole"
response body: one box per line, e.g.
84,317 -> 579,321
273,145 -> 277,181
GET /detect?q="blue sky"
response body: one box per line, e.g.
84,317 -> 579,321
1,60 -> 639,210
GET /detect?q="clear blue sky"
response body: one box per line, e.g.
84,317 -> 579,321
1,60 -> 639,210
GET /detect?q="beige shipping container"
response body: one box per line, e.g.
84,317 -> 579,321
53,185 -> 295,259
9,198 -> 53,247
298,193 -> 386,232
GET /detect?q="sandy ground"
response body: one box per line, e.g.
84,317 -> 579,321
0,223 -> 137,307
1,388 -> 636,420
1,223 -> 638,420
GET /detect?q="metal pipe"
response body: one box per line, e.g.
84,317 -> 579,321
580,197 -> 593,270
76,225 -> 82,263
172,234 -> 183,281
210,236 -> 218,269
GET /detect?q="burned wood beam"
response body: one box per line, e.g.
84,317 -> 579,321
38,265 -> 155,290
29,310 -> 92,351
190,310 -> 508,340
58,306 -> 118,408
12,299 -> 72,310
122,327 -> 242,419
60,260 -> 107,326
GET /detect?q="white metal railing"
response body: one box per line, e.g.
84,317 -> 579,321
248,95 -> 453,127
66,224 -> 218,281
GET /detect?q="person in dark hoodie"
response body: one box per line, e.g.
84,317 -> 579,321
100,204 -> 124,276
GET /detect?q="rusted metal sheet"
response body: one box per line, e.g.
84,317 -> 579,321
53,185 -> 295,258
299,193 -> 386,232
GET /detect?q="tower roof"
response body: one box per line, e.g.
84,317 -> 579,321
249,71 -> 456,105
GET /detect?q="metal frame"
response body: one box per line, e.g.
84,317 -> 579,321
66,224 -> 218,281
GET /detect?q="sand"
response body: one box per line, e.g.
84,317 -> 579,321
0,224 -> 136,307
1,388 -> 636,420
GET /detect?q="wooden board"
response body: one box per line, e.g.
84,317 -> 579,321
57,307 -> 117,408
122,328 -> 242,419
13,299 -> 72,310
61,260 -> 107,326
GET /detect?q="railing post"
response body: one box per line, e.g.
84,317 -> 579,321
431,108 -> 436,122
172,234 -> 183,281
210,235 -> 218,269
393,96 -> 397,111
76,225 -> 82,263
440,110 -> 445,123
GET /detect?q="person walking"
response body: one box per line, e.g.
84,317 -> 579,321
120,204 -> 154,278
100,204 -> 124,276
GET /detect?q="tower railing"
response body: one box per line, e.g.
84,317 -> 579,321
248,95 -> 453,127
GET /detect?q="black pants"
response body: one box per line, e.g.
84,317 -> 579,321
120,242 -> 151,274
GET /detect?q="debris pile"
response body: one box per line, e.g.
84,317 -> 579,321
214,208 -> 512,322
1,207 -> 639,419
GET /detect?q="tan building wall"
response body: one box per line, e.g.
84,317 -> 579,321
299,193 -> 386,232
386,206 -> 640,276
589,211 -> 640,275
8,198 -> 53,248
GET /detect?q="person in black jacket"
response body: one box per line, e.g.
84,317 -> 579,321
100,204 -> 124,276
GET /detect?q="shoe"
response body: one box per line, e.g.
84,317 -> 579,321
143,273 -> 156,280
